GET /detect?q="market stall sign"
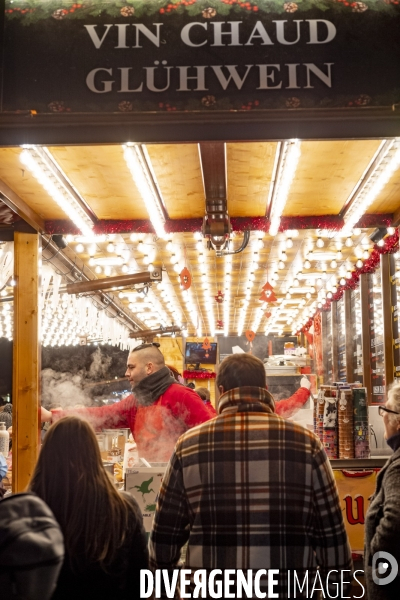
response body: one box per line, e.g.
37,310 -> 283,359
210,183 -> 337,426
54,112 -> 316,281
1,1 -> 400,113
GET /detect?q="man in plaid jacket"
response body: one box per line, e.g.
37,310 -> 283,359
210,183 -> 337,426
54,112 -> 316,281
149,354 -> 352,599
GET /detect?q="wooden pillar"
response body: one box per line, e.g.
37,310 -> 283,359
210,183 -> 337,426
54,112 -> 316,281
12,232 -> 40,492
331,302 -> 338,382
381,253 -> 394,392
344,289 -> 354,383
360,273 -> 372,404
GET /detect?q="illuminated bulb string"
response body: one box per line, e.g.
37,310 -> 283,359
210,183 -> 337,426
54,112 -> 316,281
20,148 -> 93,238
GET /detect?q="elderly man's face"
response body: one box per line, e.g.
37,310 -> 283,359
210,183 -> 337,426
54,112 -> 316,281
125,353 -> 150,388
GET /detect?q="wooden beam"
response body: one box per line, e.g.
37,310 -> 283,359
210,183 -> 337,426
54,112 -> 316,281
381,253 -> 394,391
0,180 -> 45,232
1,108 -> 400,146
331,302 -> 338,382
12,231 -> 40,492
198,143 -> 227,201
360,273 -> 372,403
344,289 -> 354,383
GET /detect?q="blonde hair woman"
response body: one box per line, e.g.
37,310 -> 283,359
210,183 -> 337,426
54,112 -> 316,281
29,416 -> 148,600
364,384 -> 400,599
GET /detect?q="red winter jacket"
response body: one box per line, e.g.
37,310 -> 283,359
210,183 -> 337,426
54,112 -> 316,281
52,384 -> 216,462
274,386 -> 311,419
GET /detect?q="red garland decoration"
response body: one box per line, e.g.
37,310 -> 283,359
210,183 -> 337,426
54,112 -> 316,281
45,214 -> 394,236
183,370 -> 216,380
296,230 -> 399,334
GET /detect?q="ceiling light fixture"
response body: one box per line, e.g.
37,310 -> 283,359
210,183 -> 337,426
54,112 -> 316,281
269,140 -> 301,236
123,144 -> 166,238
20,146 -> 95,237
342,139 -> 400,234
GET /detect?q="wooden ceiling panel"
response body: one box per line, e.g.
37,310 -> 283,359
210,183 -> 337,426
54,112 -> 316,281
49,145 -> 149,220
227,142 -> 277,217
145,144 -> 205,219
284,140 -> 382,217
367,169 -> 400,214
0,147 -> 66,219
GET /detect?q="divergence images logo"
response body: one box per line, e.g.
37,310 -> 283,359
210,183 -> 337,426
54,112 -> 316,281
372,551 -> 399,586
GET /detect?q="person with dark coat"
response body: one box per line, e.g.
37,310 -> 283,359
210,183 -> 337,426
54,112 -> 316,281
29,416 -> 149,600
364,383 -> 400,600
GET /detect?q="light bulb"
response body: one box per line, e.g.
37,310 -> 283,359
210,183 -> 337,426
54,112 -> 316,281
278,261 -> 285,270
257,239 -> 264,250
122,264 -> 129,273
88,257 -> 95,267
356,259 -> 363,269
130,233 -> 137,242
76,243 -> 84,253
316,278 -> 322,286
173,264 -> 180,273
316,237 -> 324,248
327,292 -> 333,299
281,251 -> 287,262
353,228 -> 361,236
286,292 -> 291,299
148,263 -> 155,273
106,242 -> 114,253
285,238 -> 293,249
388,227 -> 395,235
336,251 -> 343,260
330,260 -> 337,269
95,266 -> 102,274
340,278 -> 346,286
377,239 -> 385,247
304,260 -> 311,269
306,292 -> 311,299
345,237 -> 353,248
143,255 -> 150,265
293,278 -> 299,287
166,241 -> 173,251
322,271 -> 327,279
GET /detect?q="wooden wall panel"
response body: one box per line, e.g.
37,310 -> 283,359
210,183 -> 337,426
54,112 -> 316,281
12,232 -> 40,492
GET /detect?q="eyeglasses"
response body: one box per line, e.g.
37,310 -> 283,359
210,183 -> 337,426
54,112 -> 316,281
378,405 -> 400,417
130,342 -> 160,353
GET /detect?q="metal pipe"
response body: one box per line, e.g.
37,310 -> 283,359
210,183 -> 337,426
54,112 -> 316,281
217,230 -> 250,256
129,325 -> 181,339
66,270 -> 161,295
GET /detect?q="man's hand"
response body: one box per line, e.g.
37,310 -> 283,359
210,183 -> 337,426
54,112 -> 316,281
40,406 -> 52,422
300,376 -> 311,390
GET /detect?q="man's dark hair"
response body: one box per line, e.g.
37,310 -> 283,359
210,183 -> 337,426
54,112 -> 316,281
216,354 -> 266,392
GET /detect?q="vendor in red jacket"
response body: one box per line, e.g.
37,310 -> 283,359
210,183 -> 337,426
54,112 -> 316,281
42,343 -> 217,463
40,346 -> 311,461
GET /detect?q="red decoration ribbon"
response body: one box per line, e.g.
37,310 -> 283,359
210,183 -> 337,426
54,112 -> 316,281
183,370 -> 216,379
44,214 -> 394,236
297,230 -> 399,334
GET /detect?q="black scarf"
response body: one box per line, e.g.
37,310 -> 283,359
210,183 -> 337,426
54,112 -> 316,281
387,431 -> 400,453
132,366 -> 178,406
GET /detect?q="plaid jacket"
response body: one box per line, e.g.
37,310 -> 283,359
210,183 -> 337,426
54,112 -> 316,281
149,387 -> 352,598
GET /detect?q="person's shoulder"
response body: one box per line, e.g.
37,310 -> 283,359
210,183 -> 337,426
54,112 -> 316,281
166,383 -> 202,402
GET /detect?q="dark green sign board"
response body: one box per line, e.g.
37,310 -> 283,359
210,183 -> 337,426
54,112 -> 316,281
1,0 -> 400,114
